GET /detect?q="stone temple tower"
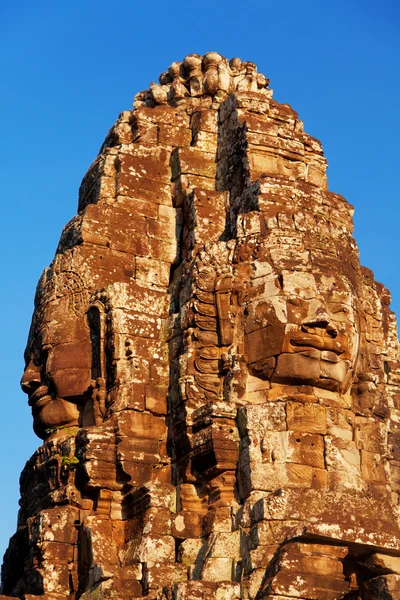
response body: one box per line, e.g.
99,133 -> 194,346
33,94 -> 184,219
2,52 -> 400,600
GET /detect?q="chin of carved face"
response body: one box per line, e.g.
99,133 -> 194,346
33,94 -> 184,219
32,395 -> 80,439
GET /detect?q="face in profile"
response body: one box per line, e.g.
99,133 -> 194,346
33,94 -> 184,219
244,267 -> 360,394
20,270 -> 93,439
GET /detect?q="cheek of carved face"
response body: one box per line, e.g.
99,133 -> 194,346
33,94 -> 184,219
46,341 -> 93,399
37,296 -> 94,399
245,311 -> 286,379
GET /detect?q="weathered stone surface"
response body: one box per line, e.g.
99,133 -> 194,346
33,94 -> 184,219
365,553 -> 400,575
2,52 -> 400,599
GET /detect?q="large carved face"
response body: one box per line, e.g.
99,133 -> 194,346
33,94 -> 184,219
20,270 -> 93,439
244,265 -> 360,394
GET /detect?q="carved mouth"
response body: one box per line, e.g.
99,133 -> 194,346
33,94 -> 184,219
290,335 -> 344,356
28,385 -> 52,408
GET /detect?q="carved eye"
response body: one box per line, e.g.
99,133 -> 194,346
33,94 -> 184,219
40,344 -> 51,366
332,306 -> 349,315
23,355 -> 29,368
287,298 -> 300,306
31,343 -> 46,367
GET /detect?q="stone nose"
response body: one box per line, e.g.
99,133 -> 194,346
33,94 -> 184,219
20,361 -> 41,395
302,310 -> 338,338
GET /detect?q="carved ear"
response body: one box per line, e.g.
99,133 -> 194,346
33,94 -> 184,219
84,301 -> 109,426
87,303 -> 106,382
215,273 -> 234,345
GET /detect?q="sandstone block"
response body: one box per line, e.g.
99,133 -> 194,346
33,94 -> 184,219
191,109 -> 219,133
138,105 -> 190,127
246,568 -> 267,599
269,571 -> 350,599
215,582 -> 241,600
365,553 -> 400,575
177,483 -> 206,513
82,516 -> 118,571
186,188 -> 226,247
178,538 -> 205,566
29,507 -> 79,545
249,520 -> 301,549
118,146 -> 171,184
135,256 -> 170,287
192,130 -> 218,152
117,172 -> 172,205
202,557 -> 233,582
145,385 -> 168,415
238,403 -> 286,437
144,562 -> 187,590
203,507 -> 232,535
286,403 -> 327,434
118,461 -> 153,487
361,449 -> 387,483
209,531 -> 241,559
158,123 -> 191,147
39,541 -> 74,563
248,544 -> 279,571
117,409 -> 165,441
173,581 -> 217,600
172,511 -> 203,538
261,431 -> 325,468
37,561 -> 71,595
171,147 -> 217,180
128,507 -> 171,539
122,534 -> 175,565
239,460 -> 314,495
363,574 -> 400,599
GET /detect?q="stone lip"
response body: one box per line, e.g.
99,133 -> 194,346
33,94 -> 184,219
134,52 -> 271,108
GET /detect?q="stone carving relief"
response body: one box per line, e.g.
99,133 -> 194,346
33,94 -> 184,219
135,52 -> 271,109
2,53 -> 400,600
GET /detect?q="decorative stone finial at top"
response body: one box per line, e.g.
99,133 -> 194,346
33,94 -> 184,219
134,52 -> 271,108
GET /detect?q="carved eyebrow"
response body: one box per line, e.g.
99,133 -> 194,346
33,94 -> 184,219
23,348 -> 31,365
329,305 -> 350,313
327,291 -> 352,302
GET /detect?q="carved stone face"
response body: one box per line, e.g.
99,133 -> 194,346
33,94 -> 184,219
20,271 -> 93,439
244,268 -> 360,394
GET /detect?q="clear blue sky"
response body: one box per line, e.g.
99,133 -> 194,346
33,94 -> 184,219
0,0 -> 399,560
